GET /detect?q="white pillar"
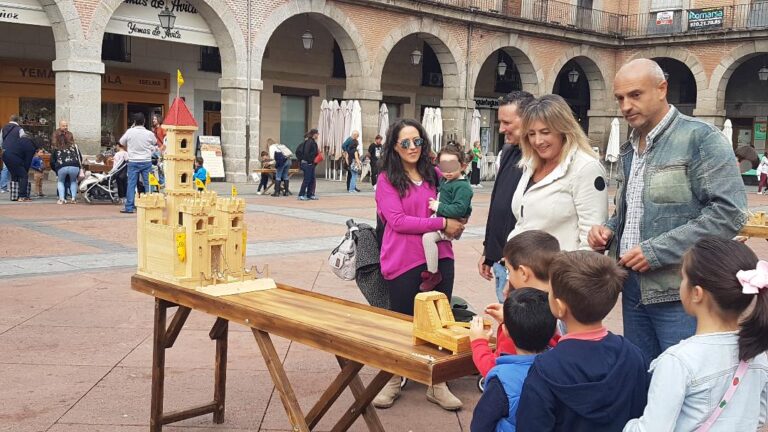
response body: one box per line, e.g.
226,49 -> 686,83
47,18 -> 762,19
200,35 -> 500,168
219,77 -> 260,182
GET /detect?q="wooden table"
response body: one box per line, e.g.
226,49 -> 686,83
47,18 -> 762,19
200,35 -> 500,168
251,168 -> 300,177
131,275 -> 477,432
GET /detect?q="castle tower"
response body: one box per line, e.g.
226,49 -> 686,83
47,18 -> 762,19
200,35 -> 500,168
162,97 -> 198,226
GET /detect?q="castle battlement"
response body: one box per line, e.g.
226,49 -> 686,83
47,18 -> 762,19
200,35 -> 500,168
216,198 -> 246,213
136,193 -> 167,209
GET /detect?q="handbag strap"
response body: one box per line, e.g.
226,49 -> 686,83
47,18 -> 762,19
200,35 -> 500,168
696,360 -> 749,432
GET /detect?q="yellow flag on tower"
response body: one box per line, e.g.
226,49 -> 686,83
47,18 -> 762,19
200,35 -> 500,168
231,185 -> 238,198
177,69 -> 184,88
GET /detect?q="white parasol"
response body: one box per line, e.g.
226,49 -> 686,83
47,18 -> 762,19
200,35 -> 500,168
378,103 -> 389,142
605,118 -> 621,183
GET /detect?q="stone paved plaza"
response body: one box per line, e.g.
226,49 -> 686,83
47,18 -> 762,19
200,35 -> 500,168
2,178 -> 768,432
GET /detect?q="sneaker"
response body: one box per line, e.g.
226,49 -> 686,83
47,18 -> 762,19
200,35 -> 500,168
372,375 -> 402,409
477,184 -> 484,188
309,196 -> 319,200
57,199 -> 64,205
419,271 -> 443,292
69,198 -> 77,204
298,196 -> 309,201
120,209 -> 135,214
0,189 -> 6,193
257,191 -> 263,195
426,382 -> 462,411
355,188 -> 361,192
373,185 -> 377,191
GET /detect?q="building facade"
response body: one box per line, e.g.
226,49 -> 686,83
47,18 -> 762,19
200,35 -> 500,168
0,0 -> 766,181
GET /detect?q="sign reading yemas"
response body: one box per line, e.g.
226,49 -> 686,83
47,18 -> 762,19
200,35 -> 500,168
122,0 -> 198,15
107,0 -> 217,46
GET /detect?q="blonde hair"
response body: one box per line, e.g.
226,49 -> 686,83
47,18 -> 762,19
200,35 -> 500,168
519,94 -> 597,171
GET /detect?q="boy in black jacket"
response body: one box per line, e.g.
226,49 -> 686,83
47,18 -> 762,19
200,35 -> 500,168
516,251 -> 649,432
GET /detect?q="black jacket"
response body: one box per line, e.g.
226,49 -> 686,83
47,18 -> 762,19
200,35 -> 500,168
483,144 -> 524,265
1,135 -> 36,173
298,138 -> 319,164
51,145 -> 82,172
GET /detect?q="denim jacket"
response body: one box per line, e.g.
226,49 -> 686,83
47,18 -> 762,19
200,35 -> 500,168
623,332 -> 768,432
605,110 -> 747,304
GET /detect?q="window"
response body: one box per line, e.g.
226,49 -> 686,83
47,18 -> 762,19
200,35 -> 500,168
280,95 -> 308,152
196,220 -> 204,230
181,173 -> 188,184
181,139 -> 188,149
208,217 -> 215,226
200,46 -> 222,73
421,43 -> 443,88
102,33 -> 131,62
332,41 -> 346,79
650,0 -> 682,11
232,217 -> 241,228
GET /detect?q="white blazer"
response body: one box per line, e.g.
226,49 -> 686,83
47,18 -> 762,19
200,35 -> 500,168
508,149 -> 608,251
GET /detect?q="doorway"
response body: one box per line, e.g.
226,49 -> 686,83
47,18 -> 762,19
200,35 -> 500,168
203,100 -> 221,136
128,103 -> 163,131
280,95 -> 308,152
211,244 -> 223,276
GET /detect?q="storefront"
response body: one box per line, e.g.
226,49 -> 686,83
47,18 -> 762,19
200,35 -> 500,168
0,59 -> 169,150
474,97 -> 503,155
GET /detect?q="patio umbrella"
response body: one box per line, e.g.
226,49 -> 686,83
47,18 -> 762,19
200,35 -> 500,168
422,108 -> 434,149
351,100 -> 362,146
605,118 -> 621,182
722,119 -> 734,147
342,101 -> 353,144
378,104 -> 389,142
332,100 -> 343,157
470,109 -> 481,147
318,100 -> 331,152
433,108 -> 443,154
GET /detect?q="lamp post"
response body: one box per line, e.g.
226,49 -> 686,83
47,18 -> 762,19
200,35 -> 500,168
497,59 -> 507,77
158,7 -> 176,34
410,49 -> 422,66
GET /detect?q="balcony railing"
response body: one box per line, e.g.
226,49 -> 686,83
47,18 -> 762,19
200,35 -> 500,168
411,0 -> 768,38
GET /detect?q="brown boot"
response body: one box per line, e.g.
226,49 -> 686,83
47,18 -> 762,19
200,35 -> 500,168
426,382 -> 462,411
372,375 -> 401,409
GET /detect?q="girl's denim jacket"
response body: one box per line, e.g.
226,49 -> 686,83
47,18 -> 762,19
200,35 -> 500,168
606,109 -> 748,304
624,332 -> 768,432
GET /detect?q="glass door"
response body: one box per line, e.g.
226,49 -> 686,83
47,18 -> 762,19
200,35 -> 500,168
280,95 -> 308,152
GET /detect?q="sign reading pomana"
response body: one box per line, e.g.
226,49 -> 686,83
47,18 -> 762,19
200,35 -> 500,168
106,0 -> 216,47
687,7 -> 724,30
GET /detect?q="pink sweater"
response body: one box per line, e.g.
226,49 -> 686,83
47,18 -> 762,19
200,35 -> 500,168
375,172 -> 454,280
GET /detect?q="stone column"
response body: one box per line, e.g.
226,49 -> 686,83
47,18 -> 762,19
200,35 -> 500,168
440,98 -> 475,146
52,59 -> 104,154
586,109 -> 616,155
342,88 -> 383,146
219,77 -> 260,183
693,108 -> 727,129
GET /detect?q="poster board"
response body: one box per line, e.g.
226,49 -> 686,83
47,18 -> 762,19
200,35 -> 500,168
198,135 -> 225,179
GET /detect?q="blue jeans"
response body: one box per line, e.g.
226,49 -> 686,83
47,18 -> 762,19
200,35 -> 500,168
57,166 -> 79,200
492,262 -> 508,302
348,168 -> 358,192
275,163 -> 290,181
125,161 -> 152,212
0,165 -> 9,190
299,161 -> 315,197
622,270 -> 696,362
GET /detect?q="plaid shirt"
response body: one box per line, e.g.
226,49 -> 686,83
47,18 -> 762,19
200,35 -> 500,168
620,106 -> 677,256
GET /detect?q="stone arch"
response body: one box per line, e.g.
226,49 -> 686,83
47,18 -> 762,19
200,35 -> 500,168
252,2 -> 369,87
372,18 -> 466,101
39,0 -> 84,59
87,0 -> 247,78
469,34 -> 545,97
627,47 -> 707,104
709,40 -> 768,113
546,47 -> 610,111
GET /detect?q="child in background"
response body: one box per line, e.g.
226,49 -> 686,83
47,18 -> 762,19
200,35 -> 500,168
470,288 -> 557,432
517,251 -> 648,432
193,156 -> 208,192
624,238 -> 768,432
257,150 -> 272,195
469,230 -> 561,378
30,148 -> 45,197
420,144 -> 473,291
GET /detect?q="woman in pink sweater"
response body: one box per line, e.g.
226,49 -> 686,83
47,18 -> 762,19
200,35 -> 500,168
372,118 -> 466,411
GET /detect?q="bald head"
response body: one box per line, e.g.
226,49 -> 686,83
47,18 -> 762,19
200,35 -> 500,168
614,58 -> 670,136
351,131 -> 359,140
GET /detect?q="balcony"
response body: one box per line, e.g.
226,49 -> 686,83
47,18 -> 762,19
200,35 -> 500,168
410,0 -> 768,38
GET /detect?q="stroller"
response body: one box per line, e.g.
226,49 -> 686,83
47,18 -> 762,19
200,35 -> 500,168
79,162 -> 126,204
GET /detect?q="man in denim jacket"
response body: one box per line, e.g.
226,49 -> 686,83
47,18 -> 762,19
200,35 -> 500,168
588,59 -> 747,361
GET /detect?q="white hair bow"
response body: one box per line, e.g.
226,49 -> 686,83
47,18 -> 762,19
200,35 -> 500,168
736,260 -> 768,295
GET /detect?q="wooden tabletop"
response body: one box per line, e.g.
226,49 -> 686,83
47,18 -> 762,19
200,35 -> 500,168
132,275 -> 477,385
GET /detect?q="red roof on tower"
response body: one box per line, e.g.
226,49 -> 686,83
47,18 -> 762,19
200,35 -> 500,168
163,97 -> 198,127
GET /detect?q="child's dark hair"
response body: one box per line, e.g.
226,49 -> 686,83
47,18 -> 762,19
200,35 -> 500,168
549,251 -> 626,324
503,288 -> 556,352
438,144 -> 467,164
683,237 -> 768,361
260,150 -> 268,157
195,156 -> 204,165
503,230 -> 560,280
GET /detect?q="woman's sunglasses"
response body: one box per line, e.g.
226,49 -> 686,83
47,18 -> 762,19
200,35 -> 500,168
398,138 -> 425,149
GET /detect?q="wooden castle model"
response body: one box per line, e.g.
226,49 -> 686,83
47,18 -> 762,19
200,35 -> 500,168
135,98 -> 271,295
413,292 -> 488,354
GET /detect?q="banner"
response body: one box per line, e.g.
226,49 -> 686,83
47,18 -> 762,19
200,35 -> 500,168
656,11 -> 674,25
198,135 -> 224,179
0,0 -> 51,27
687,7 -> 724,30
105,0 -> 216,47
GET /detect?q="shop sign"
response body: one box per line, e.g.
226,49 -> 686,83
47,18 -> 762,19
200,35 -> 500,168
656,11 -> 674,25
198,135 -> 224,178
0,0 -> 51,27
475,97 -> 500,109
756,123 -> 767,142
105,0 -> 216,47
687,7 -> 724,30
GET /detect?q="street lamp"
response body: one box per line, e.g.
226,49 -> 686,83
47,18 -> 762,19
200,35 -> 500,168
158,7 -> 176,33
663,70 -> 670,81
301,30 -> 314,50
567,68 -> 580,84
497,59 -> 507,77
410,49 -> 422,66
759,66 -> 768,81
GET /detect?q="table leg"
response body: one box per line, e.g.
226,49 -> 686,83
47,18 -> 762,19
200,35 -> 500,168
330,370 -> 392,432
150,299 -> 169,432
210,318 -> 228,423
336,357 -> 386,432
252,329 -> 310,432
305,358 -> 364,429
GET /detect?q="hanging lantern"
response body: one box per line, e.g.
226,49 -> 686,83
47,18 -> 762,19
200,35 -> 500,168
301,30 -> 314,50
567,68 -> 580,84
759,66 -> 768,82
410,49 -> 422,66
158,7 -> 176,33
663,70 -> 670,81
497,60 -> 508,77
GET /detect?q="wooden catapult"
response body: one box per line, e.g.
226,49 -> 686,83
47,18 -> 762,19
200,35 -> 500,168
134,97 -> 274,296
413,292 -> 488,354
739,212 -> 768,239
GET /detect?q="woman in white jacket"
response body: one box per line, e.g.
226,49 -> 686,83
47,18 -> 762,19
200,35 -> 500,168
508,94 -> 608,251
